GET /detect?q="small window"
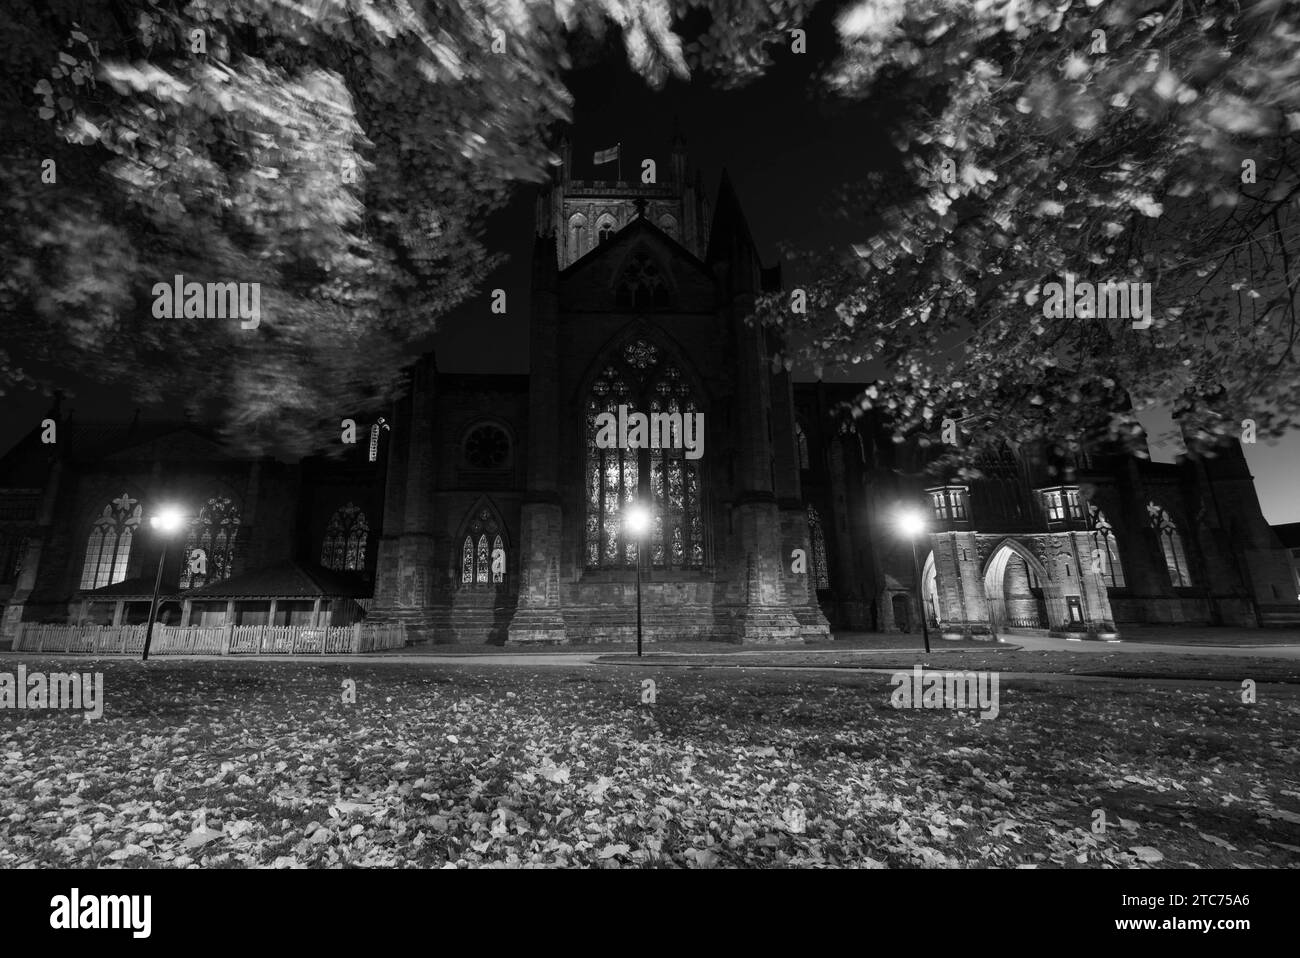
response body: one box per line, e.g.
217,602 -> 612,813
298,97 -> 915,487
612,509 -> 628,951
179,496 -> 241,590
567,213 -> 588,261
1148,502 -> 1193,587
1088,505 -> 1126,588
930,487 -> 968,521
464,424 -> 511,469
596,215 -> 618,246
949,491 -> 967,520
460,507 -> 507,586
615,251 -> 672,310
1065,488 -> 1082,519
1044,491 -> 1064,521
321,503 -> 369,572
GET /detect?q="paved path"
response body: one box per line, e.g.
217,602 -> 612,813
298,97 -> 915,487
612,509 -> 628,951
5,628 -> 1299,667
1004,631 -> 1300,660
6,642 -> 1298,668
0,650 -> 605,667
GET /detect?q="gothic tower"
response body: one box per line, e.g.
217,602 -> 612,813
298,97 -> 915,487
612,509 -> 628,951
510,135 -> 828,644
536,132 -> 711,268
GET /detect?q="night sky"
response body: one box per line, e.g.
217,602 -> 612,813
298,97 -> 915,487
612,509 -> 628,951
4,12 -> 1298,523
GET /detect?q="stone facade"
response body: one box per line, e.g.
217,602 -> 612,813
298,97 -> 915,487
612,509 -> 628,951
797,383 -> 1300,638
0,420 -> 382,637
3,140 -> 1297,645
370,146 -> 831,644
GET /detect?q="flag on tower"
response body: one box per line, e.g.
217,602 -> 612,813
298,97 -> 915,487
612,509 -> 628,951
593,143 -> 620,165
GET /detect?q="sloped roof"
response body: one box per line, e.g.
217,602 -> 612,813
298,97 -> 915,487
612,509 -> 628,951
1273,522 -> 1300,549
79,576 -> 175,600
183,559 -> 371,599
0,420 -> 229,485
63,422 -> 207,458
78,560 -> 371,601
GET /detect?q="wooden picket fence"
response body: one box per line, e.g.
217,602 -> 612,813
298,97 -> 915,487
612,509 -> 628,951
11,621 -> 406,655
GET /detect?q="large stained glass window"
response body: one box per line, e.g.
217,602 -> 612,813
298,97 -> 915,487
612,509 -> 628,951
1148,502 -> 1192,587
1088,505 -> 1126,588
179,496 -> 240,590
321,503 -> 369,573
80,493 -> 141,589
460,507 -> 506,586
585,339 -> 705,570
806,503 -> 830,589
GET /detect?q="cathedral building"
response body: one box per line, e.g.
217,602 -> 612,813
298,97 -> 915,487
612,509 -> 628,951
2,136 -> 1297,646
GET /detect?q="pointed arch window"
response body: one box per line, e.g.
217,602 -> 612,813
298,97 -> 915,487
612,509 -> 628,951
567,213 -> 588,262
179,496 -> 240,589
795,422 -> 810,470
321,503 -> 369,573
615,252 -> 671,310
595,213 -> 618,248
1148,503 -> 1192,587
1088,505 -> 1126,588
585,339 -> 705,570
806,503 -> 830,589
460,507 -> 506,586
476,535 -> 489,583
80,493 -> 141,589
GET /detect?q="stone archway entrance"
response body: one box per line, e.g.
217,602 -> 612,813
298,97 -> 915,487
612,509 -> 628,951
984,544 -> 1049,630
921,551 -> 939,628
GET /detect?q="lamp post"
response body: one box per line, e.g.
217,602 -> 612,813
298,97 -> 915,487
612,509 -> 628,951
897,508 -> 931,654
625,504 -> 652,658
142,507 -> 184,661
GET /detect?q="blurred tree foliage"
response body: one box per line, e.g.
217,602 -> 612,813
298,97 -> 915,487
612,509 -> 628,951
754,0 -> 1300,471
3,1 -> 1296,467
0,0 -> 725,455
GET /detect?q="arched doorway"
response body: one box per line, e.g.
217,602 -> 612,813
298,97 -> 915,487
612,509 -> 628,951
891,593 -> 911,633
983,544 -> 1049,630
921,551 -> 939,628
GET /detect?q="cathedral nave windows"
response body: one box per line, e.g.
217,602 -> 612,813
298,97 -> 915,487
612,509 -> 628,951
79,493 -> 141,590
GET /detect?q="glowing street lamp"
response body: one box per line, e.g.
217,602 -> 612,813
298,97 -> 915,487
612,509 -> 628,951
143,507 -> 185,662
625,504 -> 652,658
896,507 -> 931,654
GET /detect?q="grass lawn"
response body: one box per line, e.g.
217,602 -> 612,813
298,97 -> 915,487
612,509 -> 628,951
2,656 -> 1298,868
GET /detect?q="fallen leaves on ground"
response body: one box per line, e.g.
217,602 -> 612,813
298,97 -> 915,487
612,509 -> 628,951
1,658 -> 1298,869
